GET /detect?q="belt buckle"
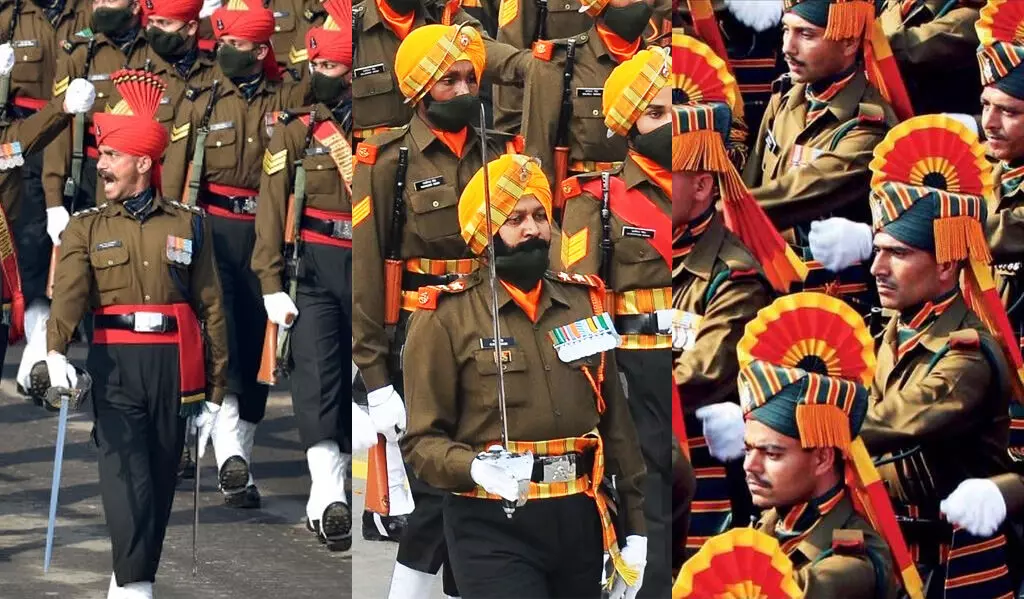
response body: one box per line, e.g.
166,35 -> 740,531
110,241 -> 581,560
133,312 -> 166,333
331,219 -> 353,240
540,454 -> 576,483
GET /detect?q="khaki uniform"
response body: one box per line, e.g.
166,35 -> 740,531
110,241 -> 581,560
43,30 -> 162,210
0,0 -> 90,104
878,0 -> 982,115
742,70 -> 896,232
755,494 -> 897,599
268,0 -> 327,82
673,212 -> 771,553
0,97 -> 70,220
558,155 -> 671,597
401,268 -> 646,595
251,106 -> 353,452
988,173 -> 1024,338
490,0 -> 591,133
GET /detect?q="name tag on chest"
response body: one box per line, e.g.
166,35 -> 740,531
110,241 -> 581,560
413,176 -> 444,191
576,87 -> 602,98
95,240 -> 122,251
621,226 -> 654,239
353,63 -> 386,78
209,121 -> 234,132
89,73 -> 111,82
305,146 -> 330,157
765,130 -> 779,155
480,337 -> 516,349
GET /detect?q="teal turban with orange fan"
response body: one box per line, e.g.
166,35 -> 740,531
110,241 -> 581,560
976,0 -> 1024,100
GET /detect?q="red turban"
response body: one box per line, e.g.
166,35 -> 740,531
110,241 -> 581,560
93,70 -> 170,187
306,0 -> 351,68
211,0 -> 281,80
141,0 -> 203,26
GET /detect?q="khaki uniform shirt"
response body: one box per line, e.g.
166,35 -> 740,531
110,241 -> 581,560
268,0 -> 326,82
0,97 -> 70,221
46,194 -> 229,402
400,268 -> 647,534
0,0 -> 89,102
742,70 -> 897,232
755,494 -> 897,599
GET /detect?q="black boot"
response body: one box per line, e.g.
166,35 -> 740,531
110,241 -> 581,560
219,456 -> 261,508
362,510 -> 407,542
315,501 -> 352,551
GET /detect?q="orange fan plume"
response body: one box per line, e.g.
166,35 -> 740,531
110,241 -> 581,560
673,528 -> 802,599
110,69 -> 167,121
672,31 -> 738,112
977,0 -> 1024,46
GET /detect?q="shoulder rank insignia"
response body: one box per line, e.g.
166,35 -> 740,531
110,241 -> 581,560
72,204 -> 104,218
549,271 -> 602,288
416,279 -> 470,311
831,530 -> 865,556
498,0 -> 518,29
560,227 -> 589,269
167,200 -> 205,215
170,122 -> 190,143
288,46 -> 308,65
532,40 -> 554,61
356,141 -> 377,165
949,329 -> 981,350
352,196 -> 372,228
263,148 -> 288,176
560,177 -> 583,201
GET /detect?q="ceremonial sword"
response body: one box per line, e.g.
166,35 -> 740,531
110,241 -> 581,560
192,430 -> 200,577
44,385 -> 82,573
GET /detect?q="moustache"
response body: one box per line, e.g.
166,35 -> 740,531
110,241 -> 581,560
784,54 -> 804,67
98,170 -> 116,183
746,474 -> 772,489
875,277 -> 897,291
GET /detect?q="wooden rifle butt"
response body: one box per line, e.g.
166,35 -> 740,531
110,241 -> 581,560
365,435 -> 391,515
257,321 -> 278,386
46,246 -> 58,299
383,259 -> 402,326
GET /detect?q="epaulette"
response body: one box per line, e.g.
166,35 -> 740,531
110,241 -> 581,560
856,102 -> 888,127
61,38 -> 89,54
415,277 -> 477,310
167,200 -> 206,216
184,86 -> 204,102
356,125 -> 409,165
72,204 -> 104,218
532,33 -> 588,61
831,530 -> 865,556
771,74 -> 793,96
728,268 -> 760,280
560,176 -> 584,202
546,270 -> 603,288
949,329 -> 981,350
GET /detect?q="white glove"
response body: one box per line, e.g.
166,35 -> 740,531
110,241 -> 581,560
263,292 -> 298,328
46,206 -> 70,246
191,401 -> 221,459
200,0 -> 222,18
608,535 -> 648,599
695,402 -> 746,462
941,478 -> 1007,537
367,384 -> 407,441
45,352 -> 78,390
808,218 -> 873,273
352,403 -> 379,453
469,447 -> 533,502
0,43 -> 14,77
62,78 -> 96,114
945,113 -> 980,136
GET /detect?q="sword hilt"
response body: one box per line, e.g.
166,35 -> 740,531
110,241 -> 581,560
44,386 -> 81,412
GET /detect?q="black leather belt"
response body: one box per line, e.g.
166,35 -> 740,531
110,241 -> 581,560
94,312 -> 178,333
202,191 -> 258,215
615,313 -> 663,336
530,451 -> 594,483
401,271 -> 463,292
302,214 -> 352,240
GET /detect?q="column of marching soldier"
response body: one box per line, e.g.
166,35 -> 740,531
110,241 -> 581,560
673,0 -> 1024,598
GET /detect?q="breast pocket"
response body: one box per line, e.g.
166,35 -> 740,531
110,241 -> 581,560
90,245 -> 130,299
272,10 -> 297,34
156,97 -> 176,126
616,235 -> 661,266
11,42 -> 42,83
302,153 -> 339,197
472,347 -> 529,407
762,141 -> 781,178
407,184 -> 461,242
89,74 -> 114,103
204,127 -> 237,170
571,94 -> 606,155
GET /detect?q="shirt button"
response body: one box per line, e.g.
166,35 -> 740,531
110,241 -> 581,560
144,294 -> 151,301
275,25 -> 281,31
592,109 -> 599,116
317,165 -> 323,170
21,55 -> 27,61
544,364 -> 552,371
432,200 -> 439,207
216,141 -> 222,147
553,409 -> 561,416
97,92 -> 105,98
106,259 -> 113,265
143,260 -> 149,266
247,137 -> 253,143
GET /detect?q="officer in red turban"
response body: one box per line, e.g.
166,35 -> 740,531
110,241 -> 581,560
306,0 -> 351,124
141,0 -> 205,73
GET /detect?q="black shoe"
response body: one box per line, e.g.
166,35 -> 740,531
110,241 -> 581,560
316,501 -> 352,551
361,510 -> 407,542
29,361 -> 50,409
219,455 -> 249,492
224,484 -> 261,509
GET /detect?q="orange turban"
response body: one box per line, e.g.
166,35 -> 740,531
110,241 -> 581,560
141,0 -> 203,25
212,0 -> 281,80
458,155 -> 551,255
307,0 -> 352,68
394,24 -> 485,104
94,70 -> 170,186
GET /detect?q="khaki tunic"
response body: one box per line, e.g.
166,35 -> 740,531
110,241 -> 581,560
400,268 -> 647,535
987,176 -> 1024,336
0,0 -> 90,102
755,494 -> 897,599
0,96 -> 70,221
252,106 -> 350,294
861,296 -> 1011,506
742,70 -> 896,232
46,194 -> 229,403
268,0 -> 326,82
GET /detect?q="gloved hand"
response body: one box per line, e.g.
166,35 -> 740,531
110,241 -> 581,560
0,43 -> 14,77
608,535 -> 648,599
191,401 -> 221,459
695,402 -> 745,462
469,447 -> 533,502
367,384 -> 407,441
62,78 -> 96,114
45,351 -> 78,390
46,206 -> 70,246
263,292 -> 298,328
200,0 -> 222,18
808,218 -> 873,273
352,403 -> 379,453
941,478 -> 1007,537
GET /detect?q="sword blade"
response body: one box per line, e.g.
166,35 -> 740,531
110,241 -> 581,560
192,432 -> 200,577
44,396 -> 70,573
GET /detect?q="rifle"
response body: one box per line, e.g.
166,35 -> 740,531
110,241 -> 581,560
600,172 -> 614,309
383,147 -> 409,339
531,0 -> 548,46
63,37 -> 96,211
257,109 -> 318,385
183,79 -> 221,207
364,433 -> 391,514
551,39 -> 576,222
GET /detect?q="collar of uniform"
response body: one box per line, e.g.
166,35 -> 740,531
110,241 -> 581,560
585,25 -> 614,63
221,71 -> 275,99
792,492 -> 857,566
408,110 -> 479,155
785,68 -> 867,124
106,191 -> 171,217
883,292 -> 969,355
622,155 -> 647,191
681,211 -> 726,280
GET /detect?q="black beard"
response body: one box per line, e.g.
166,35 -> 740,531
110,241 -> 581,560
493,236 -> 550,290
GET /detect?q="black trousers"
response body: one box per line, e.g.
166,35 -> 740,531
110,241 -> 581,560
89,343 -> 185,584
209,214 -> 269,424
15,150 -> 49,305
616,348 -> 672,598
444,494 -> 603,598
291,243 -> 352,452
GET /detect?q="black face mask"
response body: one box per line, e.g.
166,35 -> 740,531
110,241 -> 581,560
631,122 -> 672,171
311,72 -> 349,106
601,2 -> 652,43
385,0 -> 419,15
494,236 -> 551,291
425,93 -> 480,132
92,6 -> 136,36
217,45 -> 260,78
145,26 -> 190,60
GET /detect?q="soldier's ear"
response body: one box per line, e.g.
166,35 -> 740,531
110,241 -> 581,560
840,37 -> 859,61
136,155 -> 153,176
185,20 -> 200,38
255,44 -> 270,61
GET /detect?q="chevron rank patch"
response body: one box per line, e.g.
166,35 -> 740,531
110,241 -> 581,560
289,46 -> 308,64
170,122 -> 191,143
352,196 -> 372,228
561,227 -> 589,269
263,149 -> 287,175
52,76 -> 69,96
498,0 -> 519,28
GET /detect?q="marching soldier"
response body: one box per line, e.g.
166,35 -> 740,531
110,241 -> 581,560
159,0 -> 307,510
557,47 -> 671,597
402,153 -> 649,598
251,0 -> 354,551
267,0 -> 328,82
45,69 -> 228,599
742,0 -> 896,233
351,23 -> 515,596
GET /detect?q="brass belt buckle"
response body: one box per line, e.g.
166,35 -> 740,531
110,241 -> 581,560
541,454 -> 576,483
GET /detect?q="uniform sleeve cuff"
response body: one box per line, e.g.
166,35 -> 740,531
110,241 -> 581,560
259,275 -> 283,295
361,364 -> 392,393
208,386 -> 227,405
993,472 -> 1024,518
451,451 -> 477,491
